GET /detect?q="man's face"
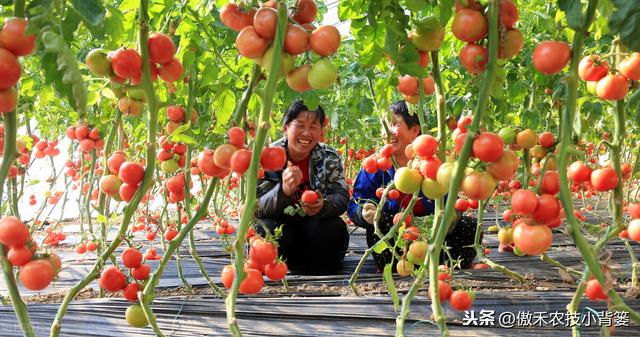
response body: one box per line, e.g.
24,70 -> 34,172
284,110 -> 322,157
388,113 -> 420,157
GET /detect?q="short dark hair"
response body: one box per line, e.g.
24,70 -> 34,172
389,100 -> 420,129
282,100 -> 325,127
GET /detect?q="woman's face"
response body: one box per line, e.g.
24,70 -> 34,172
388,113 -> 420,157
284,110 -> 322,158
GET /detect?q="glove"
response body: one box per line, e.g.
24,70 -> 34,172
362,203 -> 377,224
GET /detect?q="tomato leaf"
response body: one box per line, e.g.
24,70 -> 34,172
70,0 -> 106,38
558,0 -> 583,30
382,263 -> 400,312
609,0 -> 640,51
96,214 -> 108,224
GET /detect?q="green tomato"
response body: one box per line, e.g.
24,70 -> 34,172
125,304 -> 149,328
85,49 -> 112,77
498,126 -> 516,145
258,46 -> 295,77
161,159 -> 179,174
128,88 -> 147,102
307,59 -> 337,90
421,178 -> 447,199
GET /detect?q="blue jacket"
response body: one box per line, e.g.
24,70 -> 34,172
347,166 -> 436,230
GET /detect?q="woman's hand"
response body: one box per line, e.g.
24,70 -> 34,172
302,192 -> 324,216
282,161 -> 303,196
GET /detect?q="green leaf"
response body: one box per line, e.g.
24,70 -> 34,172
71,0 -> 105,26
383,263 -> 399,311
609,0 -> 640,51
373,240 -> 389,254
61,9 -> 81,42
558,0 -> 583,30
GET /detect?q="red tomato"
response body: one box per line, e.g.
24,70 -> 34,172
472,132 -> 504,162
228,127 -> 246,148
0,216 -> 29,247
420,157 -> 442,180
236,26 -> 268,59
452,9 -> 487,43
221,265 -> 235,289
511,189 -> 538,215
131,264 -> 151,280
148,32 -> 176,64
284,24 -> 309,55
0,48 -> 21,90
99,266 -> 127,292
220,3 -> 255,32
578,55 -> 609,82
533,194 -> 560,224
428,280 -> 452,303
459,43 -> 488,75
260,147 -> 287,171
19,260 -> 54,290
449,290 -> 474,311
387,189 -> 400,200
568,161 -> 592,184
110,48 -> 142,80
264,261 -> 288,281
122,282 -> 140,301
292,0 -> 317,24
250,239 -> 278,266
412,135 -> 438,159
540,170 -> 560,195
230,149 -> 252,176
538,132 -> 555,148
239,268 -> 264,295
7,245 -> 32,266
585,279 -> 608,301
455,199 -> 470,212
118,162 -> 145,186
596,74 -> 629,100
590,167 -> 618,192
253,7 -> 278,40
532,41 -> 571,75
628,219 -> 640,241
499,0 -> 518,28
397,75 -> 418,96
619,52 -> 640,81
121,247 -> 143,268
309,25 -> 341,57
1,18 -> 36,56
301,190 -> 319,203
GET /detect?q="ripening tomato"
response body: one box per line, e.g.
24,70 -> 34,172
253,7 -> 278,40
516,129 -> 537,149
511,189 -> 538,215
628,219 -> 640,241
230,149 -> 252,175
461,171 -> 495,200
0,48 -> 21,90
396,259 -> 414,276
533,194 -> 559,224
578,55 -> 609,82
394,167 -> 423,194
310,25 -> 340,57
420,156 -> 442,180
19,260 -> 54,290
410,17 -> 445,52
487,150 -> 518,181
498,28 -> 523,59
619,53 -> 640,80
286,65 -> 313,92
236,26 -> 268,59
513,222 -> 552,255
213,144 -> 237,170
451,9 -> 487,43
159,58 -> 183,82
596,74 -> 629,101
590,167 -> 618,192
627,203 -> 640,220
540,170 -> 560,195
532,41 -> 571,75
472,133 -> 504,162
449,290 -> 474,311
459,43 -> 488,75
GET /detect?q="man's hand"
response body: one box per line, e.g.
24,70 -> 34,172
282,161 -> 302,196
302,191 -> 324,216
362,203 -> 377,224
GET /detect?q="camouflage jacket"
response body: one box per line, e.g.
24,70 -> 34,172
256,137 -> 349,219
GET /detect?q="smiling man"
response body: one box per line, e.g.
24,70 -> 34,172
347,100 -> 479,271
255,100 -> 350,275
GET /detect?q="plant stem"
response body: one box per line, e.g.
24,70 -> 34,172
541,253 -> 583,277
232,65 -> 261,127
225,3 -> 287,335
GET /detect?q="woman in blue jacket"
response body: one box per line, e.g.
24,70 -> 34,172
347,100 -> 478,271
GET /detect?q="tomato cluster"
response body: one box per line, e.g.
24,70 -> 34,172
0,216 -> 60,290
0,18 -> 35,113
0,125 -> 31,177
222,0 -> 341,91
426,265 -> 475,311
453,0 -> 522,75
66,124 -> 104,153
75,240 -> 97,254
580,53 -> 639,101
43,226 -> 67,246
221,235 -> 288,295
157,134 -> 187,174
395,55 -> 435,104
